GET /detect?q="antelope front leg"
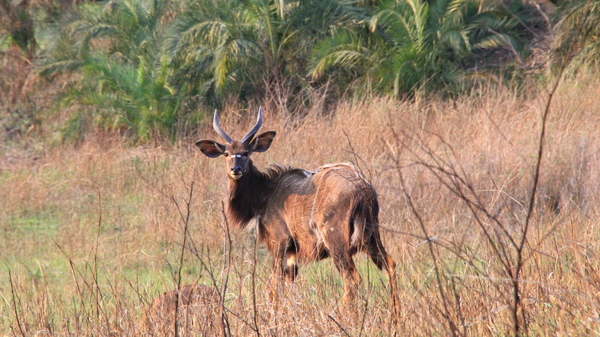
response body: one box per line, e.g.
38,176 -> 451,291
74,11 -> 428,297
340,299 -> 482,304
267,237 -> 295,302
283,236 -> 299,283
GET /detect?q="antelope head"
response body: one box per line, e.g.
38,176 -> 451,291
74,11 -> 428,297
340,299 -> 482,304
195,107 -> 276,180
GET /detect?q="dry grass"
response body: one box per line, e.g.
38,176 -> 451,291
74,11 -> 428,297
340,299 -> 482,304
144,284 -> 220,335
0,76 -> 599,336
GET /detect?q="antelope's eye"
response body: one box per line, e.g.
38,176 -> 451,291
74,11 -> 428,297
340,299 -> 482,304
224,152 -> 230,157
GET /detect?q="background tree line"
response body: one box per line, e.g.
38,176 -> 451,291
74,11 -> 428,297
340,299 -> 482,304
1,0 -> 598,142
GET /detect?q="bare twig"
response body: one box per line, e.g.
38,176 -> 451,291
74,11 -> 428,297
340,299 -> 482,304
170,181 -> 195,337
327,314 -> 351,337
397,165 -> 461,337
220,201 -> 233,337
512,45 -> 566,337
7,267 -> 26,337
90,187 -> 111,333
251,232 -> 262,336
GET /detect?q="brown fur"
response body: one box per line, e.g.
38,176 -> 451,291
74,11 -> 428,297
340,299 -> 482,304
227,164 -> 295,229
196,110 -> 397,303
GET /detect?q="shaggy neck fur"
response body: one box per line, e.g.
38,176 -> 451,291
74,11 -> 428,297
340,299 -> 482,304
227,161 -> 292,228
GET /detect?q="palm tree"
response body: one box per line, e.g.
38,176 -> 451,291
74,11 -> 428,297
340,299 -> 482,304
310,0 -> 522,98
553,0 -> 600,73
165,0 -> 365,112
40,0 -> 182,140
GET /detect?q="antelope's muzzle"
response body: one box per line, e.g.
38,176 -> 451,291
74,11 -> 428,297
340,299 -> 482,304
229,165 -> 243,180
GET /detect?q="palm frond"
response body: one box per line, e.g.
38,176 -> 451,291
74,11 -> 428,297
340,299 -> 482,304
309,30 -> 372,80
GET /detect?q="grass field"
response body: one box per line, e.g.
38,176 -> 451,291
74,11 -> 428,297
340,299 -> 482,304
1,77 -> 599,336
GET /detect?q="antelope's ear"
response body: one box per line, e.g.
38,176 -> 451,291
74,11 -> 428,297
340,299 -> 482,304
195,140 -> 226,158
250,131 -> 276,153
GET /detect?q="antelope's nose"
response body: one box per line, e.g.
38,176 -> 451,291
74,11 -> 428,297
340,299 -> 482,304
229,165 -> 243,179
231,165 -> 242,174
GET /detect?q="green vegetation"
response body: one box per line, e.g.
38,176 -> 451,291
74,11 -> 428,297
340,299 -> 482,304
39,0 -> 182,140
4,0 -> 597,140
553,0 -> 600,72
311,0 -> 525,97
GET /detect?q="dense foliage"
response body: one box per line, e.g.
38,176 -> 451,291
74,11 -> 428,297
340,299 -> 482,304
1,0 -> 598,141
310,0 -> 524,98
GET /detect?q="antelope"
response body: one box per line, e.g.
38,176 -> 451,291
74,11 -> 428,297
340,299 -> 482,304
196,108 -> 397,302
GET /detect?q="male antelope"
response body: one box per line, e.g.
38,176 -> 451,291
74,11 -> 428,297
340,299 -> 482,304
196,108 -> 397,302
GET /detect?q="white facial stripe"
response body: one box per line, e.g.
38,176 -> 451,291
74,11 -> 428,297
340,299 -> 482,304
232,154 -> 243,158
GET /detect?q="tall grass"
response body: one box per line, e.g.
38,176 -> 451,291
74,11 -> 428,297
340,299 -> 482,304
0,75 -> 599,335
